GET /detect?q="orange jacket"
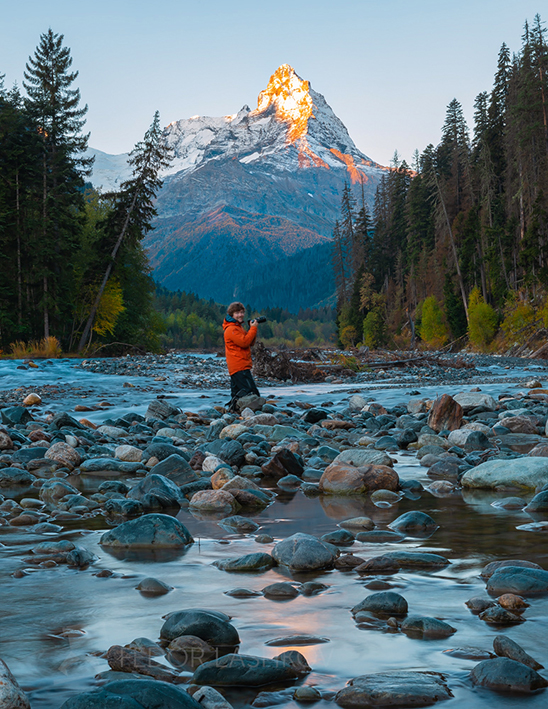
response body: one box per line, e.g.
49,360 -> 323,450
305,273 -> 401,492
223,317 -> 257,375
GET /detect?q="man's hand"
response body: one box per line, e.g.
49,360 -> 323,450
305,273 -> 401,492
249,319 -> 258,326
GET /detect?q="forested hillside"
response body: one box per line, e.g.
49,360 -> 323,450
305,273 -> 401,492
335,15 -> 548,353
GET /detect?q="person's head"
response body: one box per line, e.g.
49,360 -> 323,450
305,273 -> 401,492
227,301 -> 245,323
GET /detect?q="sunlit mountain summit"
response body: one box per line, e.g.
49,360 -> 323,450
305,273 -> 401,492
89,65 -> 386,310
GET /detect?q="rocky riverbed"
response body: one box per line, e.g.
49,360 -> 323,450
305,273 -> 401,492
2,355 -> 548,707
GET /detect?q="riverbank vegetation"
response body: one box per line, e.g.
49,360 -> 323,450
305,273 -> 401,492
335,14 -> 548,354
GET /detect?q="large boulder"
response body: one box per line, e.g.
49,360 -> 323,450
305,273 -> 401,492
100,514 -> 193,548
428,394 -> 463,432
352,592 -> 408,617
461,458 -> 548,490
44,441 -> 81,470
59,679 -> 200,708
189,490 -> 238,514
319,464 -> 398,495
0,658 -> 30,708
470,657 -> 548,692
192,653 -> 300,686
272,533 -> 339,570
126,474 -> 185,509
335,671 -> 452,707
486,566 -> 548,596
160,609 -> 239,650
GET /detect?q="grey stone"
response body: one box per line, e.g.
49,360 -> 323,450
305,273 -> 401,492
150,454 -> 198,486
388,511 -> 438,536
0,657 -> 30,708
335,671 -> 452,707
127,474 -> 185,509
381,551 -> 449,568
470,657 -> 548,692
486,566 -> 548,596
401,616 -> 456,638
59,679 -> 200,708
272,533 -> 339,570
146,399 -> 180,420
352,592 -> 408,616
461,458 -> 548,490
333,449 -> 393,467
493,635 -> 544,670
80,458 -> 144,473
160,609 -> 239,649
214,552 -> 275,572
100,513 -> 193,548
0,468 -> 36,487
192,653 -> 300,687
218,516 -> 260,533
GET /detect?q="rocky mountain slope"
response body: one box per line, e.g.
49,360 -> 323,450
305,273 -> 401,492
89,65 -> 386,309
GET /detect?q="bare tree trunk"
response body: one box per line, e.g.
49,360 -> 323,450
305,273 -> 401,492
15,169 -> 22,329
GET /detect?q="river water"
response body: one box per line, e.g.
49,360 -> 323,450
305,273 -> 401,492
1,356 -> 548,708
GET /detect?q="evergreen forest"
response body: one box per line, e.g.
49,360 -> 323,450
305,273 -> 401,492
334,15 -> 548,353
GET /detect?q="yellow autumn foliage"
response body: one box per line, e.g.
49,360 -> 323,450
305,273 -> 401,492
92,280 -> 125,337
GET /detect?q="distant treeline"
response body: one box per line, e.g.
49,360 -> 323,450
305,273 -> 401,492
0,30 -> 166,356
335,14 -> 548,352
155,286 -> 337,349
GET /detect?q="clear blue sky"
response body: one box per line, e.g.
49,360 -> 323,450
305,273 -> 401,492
1,0 -> 543,165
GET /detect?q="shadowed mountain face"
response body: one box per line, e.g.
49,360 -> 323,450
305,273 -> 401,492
90,65 -> 386,309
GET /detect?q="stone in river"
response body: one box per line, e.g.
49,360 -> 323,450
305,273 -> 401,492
321,529 -> 355,546
265,635 -> 329,646
478,605 -> 524,624
354,556 -> 400,575
493,635 -> 544,670
352,591 -> 408,617
388,511 -> 438,536
80,458 -> 144,473
136,577 -> 172,595
160,609 -> 239,649
0,657 -> 31,708
44,441 -> 81,470
461,458 -> 548,490
214,552 -> 275,572
100,513 -> 193,548
103,499 -> 144,518
339,517 -> 375,531
481,559 -> 542,579
381,551 -> 450,568
0,430 -> 13,450
127,474 -> 185,509
335,671 -> 452,707
0,468 -> 36,487
443,647 -> 495,661
272,533 -> 339,570
191,653 -> 300,686
219,516 -> 260,533
224,588 -> 262,598
146,399 -> 180,420
319,463 -> 398,495
1,406 -> 32,425
401,616 -> 456,638
168,635 -> 216,663
39,479 -> 79,507
192,686 -> 234,709
189,490 -> 238,514
470,657 -> 548,692
261,449 -> 304,479
59,679 -> 200,708
525,490 -> 548,512
465,597 -> 496,614
11,448 -> 45,463
272,650 -> 310,674
106,645 -> 178,683
486,566 -> 548,596
497,593 -> 529,611
355,530 -> 405,543
300,581 -> 329,595
332,449 -> 393,468
453,392 -> 497,412
150,454 -> 198,485
428,394 -> 463,432
262,582 -> 300,599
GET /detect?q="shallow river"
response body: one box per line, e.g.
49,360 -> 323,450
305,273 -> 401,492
1,357 -> 548,708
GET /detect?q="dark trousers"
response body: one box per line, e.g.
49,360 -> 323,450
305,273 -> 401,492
230,369 -> 260,401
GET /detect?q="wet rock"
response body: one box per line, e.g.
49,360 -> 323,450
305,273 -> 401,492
100,513 -> 193,548
491,496 -> 527,509
125,638 -> 164,657
262,449 -> 304,479
401,616 -> 456,638
136,578 -> 172,595
146,399 -> 180,420
1,406 -> 32,426
80,458 -> 144,474
0,468 -> 36,487
470,657 -> 548,692
0,430 -> 13,450
443,647 -> 495,661
493,635 -> 543,670
486,566 -> 548,596
219,516 -> 260,533
273,650 -> 310,674
67,546 -> 97,568
168,635 -> 216,663
214,552 -> 275,572
39,479 -> 79,507
265,635 -> 329,646
278,474 -> 302,488
150,455 -> 198,486
190,490 -> 238,514
481,559 -> 542,579
461,458 -> 548,490
499,416 -> 538,435
395,429 -> 418,448
335,671 -> 452,707
211,469 -> 235,489
339,517 -> 375,531
192,653 -> 300,686
262,582 -> 300,599
106,645 -> 179,682
115,444 -> 143,462
60,679 -> 200,708
127,474 -> 185,509
161,609 -> 238,650
103,498 -> 144,518
321,529 -> 355,546
11,448 -> 45,463
299,581 -> 329,595
478,605 -> 524,624
224,588 -> 262,598
294,686 -> 322,702
388,511 -> 437,536
381,551 -> 449,568
272,533 -> 339,570
525,490 -> 548,512
319,463 -> 398,495
428,394 -> 463,432
43,441 -> 81,470
427,460 -> 460,481
355,530 -> 405,543
332,449 -> 393,468
497,593 -> 529,611
220,423 -> 249,440
354,556 -> 400,575
352,592 -> 408,616
0,657 -> 31,708
465,597 -> 496,614
141,442 -> 188,463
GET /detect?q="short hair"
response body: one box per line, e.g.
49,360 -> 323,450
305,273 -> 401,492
227,301 -> 245,316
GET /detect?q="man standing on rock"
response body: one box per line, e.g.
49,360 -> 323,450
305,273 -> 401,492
223,302 -> 261,410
